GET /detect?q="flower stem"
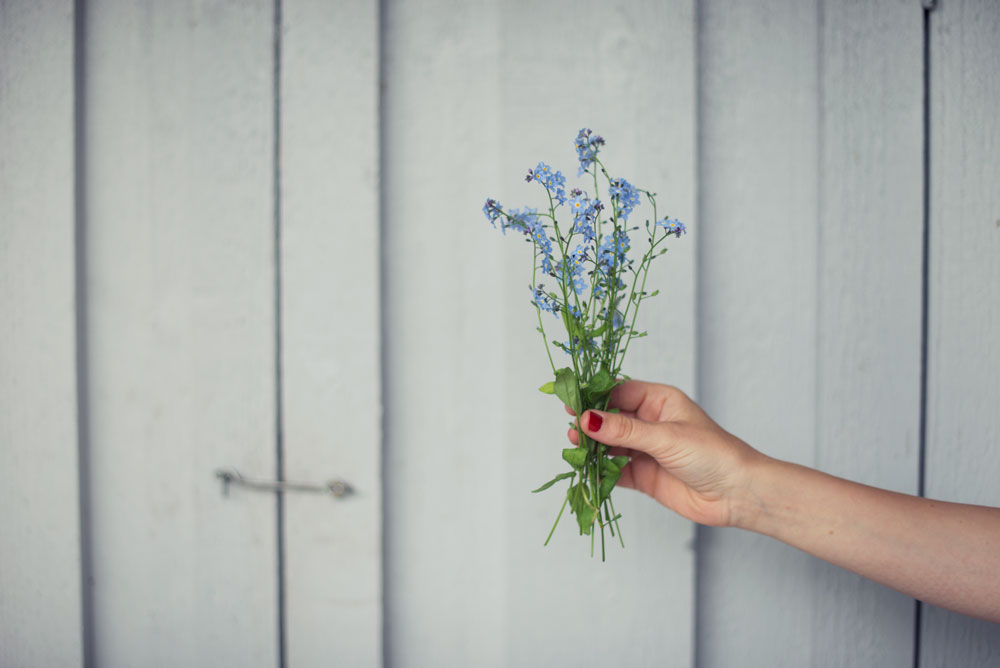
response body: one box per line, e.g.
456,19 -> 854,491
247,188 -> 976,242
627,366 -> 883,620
544,493 -> 569,546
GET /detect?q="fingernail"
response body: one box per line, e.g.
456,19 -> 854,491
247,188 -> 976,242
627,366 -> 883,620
587,411 -> 603,432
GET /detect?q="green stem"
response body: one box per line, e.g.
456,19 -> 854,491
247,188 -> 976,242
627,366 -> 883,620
531,248 -> 557,374
609,495 -> 625,548
613,193 -> 666,374
544,493 -> 569,546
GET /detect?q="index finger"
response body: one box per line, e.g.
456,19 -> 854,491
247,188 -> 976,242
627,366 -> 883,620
609,380 -> 687,422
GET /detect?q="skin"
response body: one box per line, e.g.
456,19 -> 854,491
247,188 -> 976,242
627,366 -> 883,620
567,380 -> 1000,624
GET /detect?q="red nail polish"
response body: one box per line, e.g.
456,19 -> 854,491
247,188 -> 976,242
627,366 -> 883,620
587,411 -> 603,432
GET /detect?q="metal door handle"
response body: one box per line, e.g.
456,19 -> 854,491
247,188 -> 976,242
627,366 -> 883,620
215,468 -> 354,499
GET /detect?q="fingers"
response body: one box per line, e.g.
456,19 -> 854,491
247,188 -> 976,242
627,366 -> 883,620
567,381 -> 665,416
578,408 -> 670,459
566,416 -> 636,446
610,380 -> 691,423
607,380 -> 655,413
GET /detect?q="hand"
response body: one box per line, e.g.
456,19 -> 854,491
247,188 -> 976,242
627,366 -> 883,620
568,380 -> 765,527
568,380 -> 1000,622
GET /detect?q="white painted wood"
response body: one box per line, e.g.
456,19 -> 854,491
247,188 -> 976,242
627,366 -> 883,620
696,2 -> 821,665
82,2 -> 279,665
699,1 -> 929,664
812,1 -> 924,665
0,2 -> 84,666
382,1 -> 696,666
922,0 -> 1000,663
280,0 -> 382,665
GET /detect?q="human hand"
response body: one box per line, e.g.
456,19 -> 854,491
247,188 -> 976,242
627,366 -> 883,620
568,380 -> 766,528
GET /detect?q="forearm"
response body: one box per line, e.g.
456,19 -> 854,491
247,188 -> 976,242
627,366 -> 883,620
734,456 -> 1000,623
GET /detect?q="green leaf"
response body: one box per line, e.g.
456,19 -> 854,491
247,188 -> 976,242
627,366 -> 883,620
531,471 -> 575,493
553,367 -> 581,414
588,368 -> 616,395
568,483 -> 596,535
598,456 -> 631,502
599,456 -> 621,476
538,381 -> 556,394
581,368 -> 616,407
600,468 -> 622,503
561,447 -> 587,470
587,322 -> 608,339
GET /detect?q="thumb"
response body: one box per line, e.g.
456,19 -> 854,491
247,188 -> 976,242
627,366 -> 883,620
580,409 -> 669,458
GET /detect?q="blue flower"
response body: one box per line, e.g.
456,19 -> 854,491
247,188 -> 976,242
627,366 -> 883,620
615,231 -> 630,257
597,235 -> 615,270
568,305 -> 583,319
527,219 -> 555,274
505,206 -> 539,234
527,161 -> 567,204
608,178 -> 641,220
531,285 -> 558,316
558,245 -> 589,296
598,307 -> 624,330
567,194 -> 597,242
574,128 -> 605,176
656,217 -> 687,237
483,198 -> 503,231
597,231 -> 629,272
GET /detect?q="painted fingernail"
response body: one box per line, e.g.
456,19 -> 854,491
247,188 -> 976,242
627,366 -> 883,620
587,411 -> 603,432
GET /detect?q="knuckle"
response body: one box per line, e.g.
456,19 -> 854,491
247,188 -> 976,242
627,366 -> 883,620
662,384 -> 689,403
613,414 -> 636,442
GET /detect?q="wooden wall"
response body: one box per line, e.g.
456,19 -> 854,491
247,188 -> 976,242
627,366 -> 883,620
1,0 -> 997,666
1,3 -> 83,666
381,1 -> 697,665
921,0 -> 1000,665
697,0 -> 999,666
697,1 -> 924,665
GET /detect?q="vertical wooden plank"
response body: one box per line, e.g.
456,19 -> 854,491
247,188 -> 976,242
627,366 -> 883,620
83,2 -> 279,665
699,2 -> 928,664
381,3 -> 507,662
281,0 -> 381,665
922,0 -> 1000,664
696,1 -> 820,665
383,0 -> 696,665
813,1 -> 924,665
0,2 -> 84,666
497,3 -> 698,666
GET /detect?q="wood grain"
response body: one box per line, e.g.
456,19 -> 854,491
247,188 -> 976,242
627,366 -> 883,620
922,0 -> 1000,663
0,2 -> 84,666
382,1 -> 696,665
812,1 -> 924,665
697,2 -> 821,664
280,0 -> 382,664
82,2 -> 279,665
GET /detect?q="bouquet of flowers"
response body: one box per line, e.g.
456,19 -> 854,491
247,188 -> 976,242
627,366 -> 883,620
483,129 -> 686,559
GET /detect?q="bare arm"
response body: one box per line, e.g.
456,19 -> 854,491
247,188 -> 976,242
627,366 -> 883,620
738,457 -> 1000,622
569,380 -> 1000,623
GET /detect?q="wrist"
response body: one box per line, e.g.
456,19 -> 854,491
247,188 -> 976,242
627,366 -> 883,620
726,452 -> 785,532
